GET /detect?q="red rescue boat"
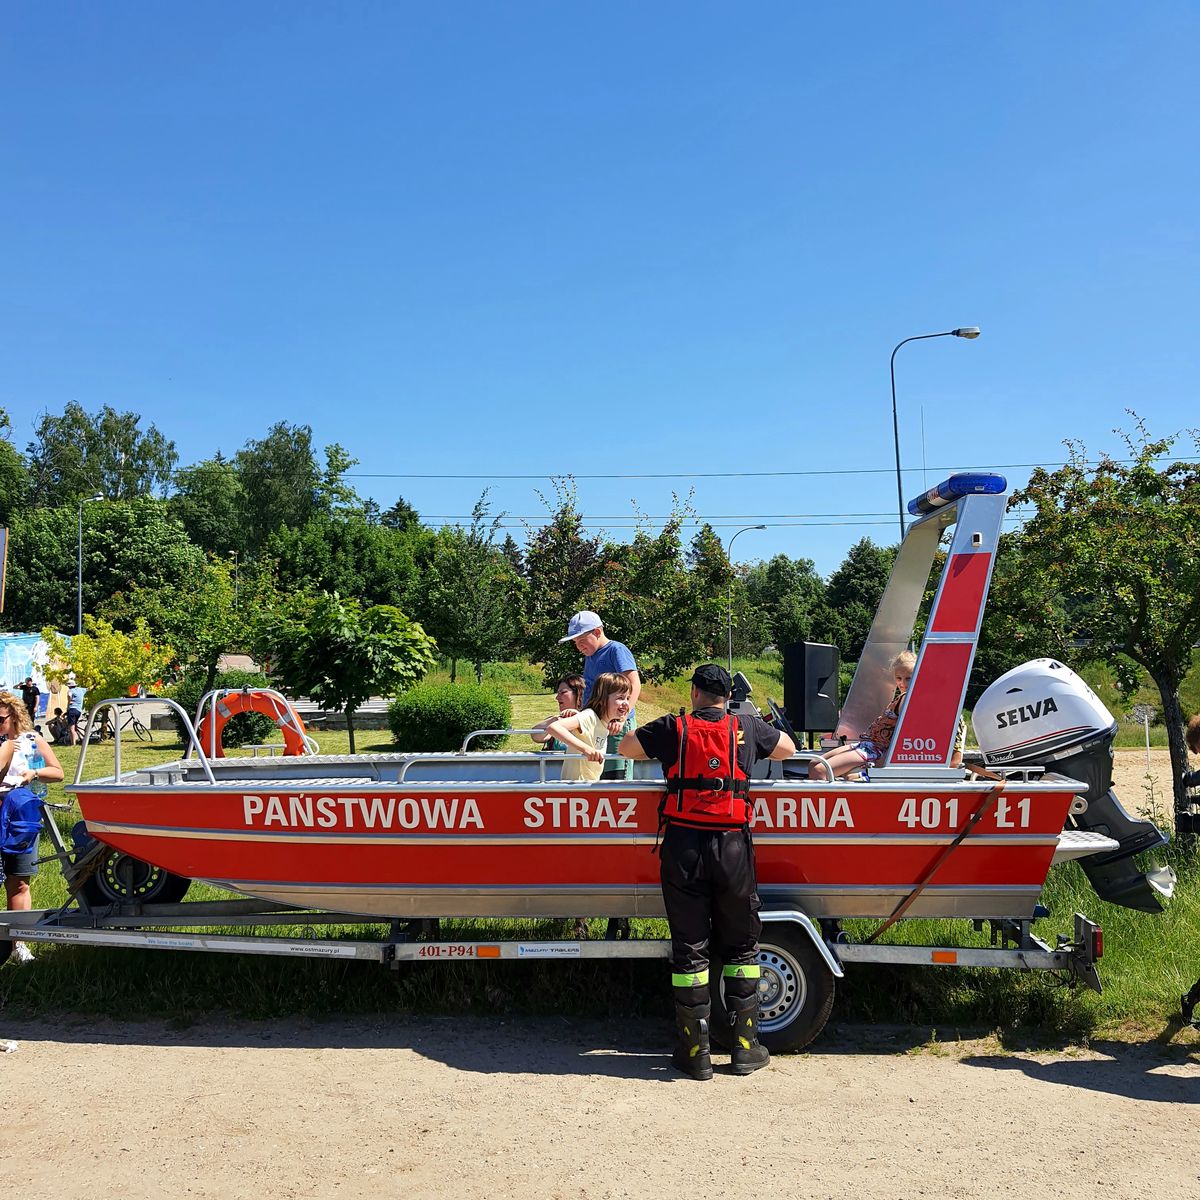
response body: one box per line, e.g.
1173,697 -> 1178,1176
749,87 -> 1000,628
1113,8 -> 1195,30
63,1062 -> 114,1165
68,473 -> 1170,925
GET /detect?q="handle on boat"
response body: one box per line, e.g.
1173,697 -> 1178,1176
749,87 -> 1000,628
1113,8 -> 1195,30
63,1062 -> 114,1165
460,729 -> 544,752
73,696 -> 219,787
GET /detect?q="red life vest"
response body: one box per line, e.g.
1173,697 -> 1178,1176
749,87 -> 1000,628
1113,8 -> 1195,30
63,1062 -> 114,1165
662,712 -> 751,828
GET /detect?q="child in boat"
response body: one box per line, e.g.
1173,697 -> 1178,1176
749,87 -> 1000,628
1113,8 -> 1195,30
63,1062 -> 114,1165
530,675 -> 585,752
815,650 -> 916,779
545,672 -> 633,782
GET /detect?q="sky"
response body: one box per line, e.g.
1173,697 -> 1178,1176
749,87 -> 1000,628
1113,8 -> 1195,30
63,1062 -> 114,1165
3,2 -> 1198,574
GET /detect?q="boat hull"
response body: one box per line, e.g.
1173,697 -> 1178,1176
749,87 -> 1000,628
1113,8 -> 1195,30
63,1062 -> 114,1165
74,770 -> 1084,922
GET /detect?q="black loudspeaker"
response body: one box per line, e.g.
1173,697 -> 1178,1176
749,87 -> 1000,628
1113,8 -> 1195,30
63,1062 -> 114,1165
782,642 -> 840,732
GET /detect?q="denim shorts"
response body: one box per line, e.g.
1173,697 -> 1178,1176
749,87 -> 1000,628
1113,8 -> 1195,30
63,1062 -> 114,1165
1,850 -> 38,880
852,740 -> 882,764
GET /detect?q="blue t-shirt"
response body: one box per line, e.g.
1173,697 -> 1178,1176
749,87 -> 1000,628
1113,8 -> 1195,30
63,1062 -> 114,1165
68,686 -> 87,711
582,639 -> 638,705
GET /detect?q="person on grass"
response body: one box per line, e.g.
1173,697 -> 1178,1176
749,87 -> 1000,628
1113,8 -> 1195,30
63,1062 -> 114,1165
0,690 -> 65,965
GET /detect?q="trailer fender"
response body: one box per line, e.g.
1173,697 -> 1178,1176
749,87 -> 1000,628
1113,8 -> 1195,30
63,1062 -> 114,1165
760,910 -> 845,978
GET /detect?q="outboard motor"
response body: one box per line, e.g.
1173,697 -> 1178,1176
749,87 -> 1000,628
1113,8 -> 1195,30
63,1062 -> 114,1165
974,659 -> 1175,912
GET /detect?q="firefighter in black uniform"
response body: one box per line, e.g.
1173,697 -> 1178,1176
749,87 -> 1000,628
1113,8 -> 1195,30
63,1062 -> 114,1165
618,664 -> 796,1080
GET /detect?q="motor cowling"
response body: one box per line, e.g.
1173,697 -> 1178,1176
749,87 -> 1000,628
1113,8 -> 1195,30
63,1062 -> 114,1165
974,658 -> 1116,766
974,659 -> 1174,913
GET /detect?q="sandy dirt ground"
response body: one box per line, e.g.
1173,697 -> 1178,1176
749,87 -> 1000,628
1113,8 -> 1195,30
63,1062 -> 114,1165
2,1015 -> 1197,1200
1110,748 -> 1180,817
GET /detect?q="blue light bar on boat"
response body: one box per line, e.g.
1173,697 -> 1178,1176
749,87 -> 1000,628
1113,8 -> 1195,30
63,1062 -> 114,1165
908,472 -> 1007,516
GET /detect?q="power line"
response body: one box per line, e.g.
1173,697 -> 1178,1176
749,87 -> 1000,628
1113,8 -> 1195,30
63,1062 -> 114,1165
341,456 -> 1200,482
425,510 -> 1036,522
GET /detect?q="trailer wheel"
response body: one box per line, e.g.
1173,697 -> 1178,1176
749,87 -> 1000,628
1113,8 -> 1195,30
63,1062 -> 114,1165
80,852 -> 191,907
711,923 -> 836,1054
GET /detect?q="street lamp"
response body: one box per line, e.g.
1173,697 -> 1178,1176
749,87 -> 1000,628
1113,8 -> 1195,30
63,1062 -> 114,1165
726,524 -> 767,677
890,327 -> 981,540
77,493 -> 104,634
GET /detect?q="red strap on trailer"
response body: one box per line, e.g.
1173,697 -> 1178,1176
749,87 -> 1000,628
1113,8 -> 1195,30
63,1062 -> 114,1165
863,766 -> 1008,944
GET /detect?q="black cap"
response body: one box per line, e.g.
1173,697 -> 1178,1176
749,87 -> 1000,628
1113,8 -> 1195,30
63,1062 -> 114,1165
690,664 -> 732,696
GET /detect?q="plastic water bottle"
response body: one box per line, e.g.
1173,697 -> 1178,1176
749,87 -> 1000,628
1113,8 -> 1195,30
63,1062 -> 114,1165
27,749 -> 48,799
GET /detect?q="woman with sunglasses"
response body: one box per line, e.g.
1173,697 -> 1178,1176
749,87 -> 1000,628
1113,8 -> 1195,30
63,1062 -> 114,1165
0,690 -> 64,964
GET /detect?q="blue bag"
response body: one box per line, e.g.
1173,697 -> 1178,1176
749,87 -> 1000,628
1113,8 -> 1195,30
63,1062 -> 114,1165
0,786 -> 44,855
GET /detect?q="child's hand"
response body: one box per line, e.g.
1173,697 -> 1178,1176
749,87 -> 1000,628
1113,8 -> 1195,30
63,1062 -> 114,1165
558,707 -> 579,719
586,748 -> 605,763
606,717 -> 624,735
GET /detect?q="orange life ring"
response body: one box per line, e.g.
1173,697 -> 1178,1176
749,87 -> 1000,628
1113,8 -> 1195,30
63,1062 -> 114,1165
196,691 -> 310,758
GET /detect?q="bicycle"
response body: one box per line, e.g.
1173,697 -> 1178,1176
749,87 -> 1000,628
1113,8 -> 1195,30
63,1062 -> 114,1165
84,708 -> 153,743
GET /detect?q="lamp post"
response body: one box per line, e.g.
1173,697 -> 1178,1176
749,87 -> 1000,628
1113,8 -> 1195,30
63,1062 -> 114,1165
726,524 -> 767,676
890,327 -> 981,540
77,493 -> 104,634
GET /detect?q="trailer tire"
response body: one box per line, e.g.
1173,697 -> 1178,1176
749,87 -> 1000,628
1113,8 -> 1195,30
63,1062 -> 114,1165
711,923 -> 836,1054
80,851 -> 192,907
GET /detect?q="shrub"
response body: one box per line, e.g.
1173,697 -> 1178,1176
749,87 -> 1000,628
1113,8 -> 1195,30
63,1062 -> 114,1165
388,682 -> 512,752
167,669 -> 278,748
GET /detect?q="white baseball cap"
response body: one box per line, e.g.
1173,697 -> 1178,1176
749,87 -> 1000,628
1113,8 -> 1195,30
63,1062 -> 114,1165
559,610 -> 603,643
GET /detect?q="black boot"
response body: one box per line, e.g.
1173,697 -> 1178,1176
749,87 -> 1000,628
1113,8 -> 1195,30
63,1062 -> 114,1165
1183,979 -> 1200,1024
727,994 -> 770,1076
672,1002 -> 713,1081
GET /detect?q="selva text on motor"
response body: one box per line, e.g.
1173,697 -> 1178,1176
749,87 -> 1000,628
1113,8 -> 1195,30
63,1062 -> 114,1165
995,697 -> 1058,729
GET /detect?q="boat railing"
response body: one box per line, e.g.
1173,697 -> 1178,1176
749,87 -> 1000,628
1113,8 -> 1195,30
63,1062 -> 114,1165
74,696 -> 219,787
461,728 -> 546,752
190,688 -> 320,760
400,739 -> 602,783
436,729 -> 837,783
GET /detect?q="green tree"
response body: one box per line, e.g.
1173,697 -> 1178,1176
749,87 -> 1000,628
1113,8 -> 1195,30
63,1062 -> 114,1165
601,518 -> 690,682
102,556 -> 280,693
1013,419 -> 1200,825
315,443 -> 360,513
234,422 -> 322,551
969,534 -> 1070,706
259,592 -> 437,752
522,481 -> 609,686
415,497 -> 522,682
599,508 -> 732,682
742,554 -> 826,652
168,455 -> 244,555
2,499 -> 204,633
0,408 -> 30,524
27,402 -> 178,503
382,496 -> 420,533
42,616 -> 174,703
813,537 -> 896,661
266,514 -> 423,608
682,523 -> 735,664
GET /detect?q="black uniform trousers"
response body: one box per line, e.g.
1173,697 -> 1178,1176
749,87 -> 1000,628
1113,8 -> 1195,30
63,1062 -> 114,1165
660,821 -> 761,983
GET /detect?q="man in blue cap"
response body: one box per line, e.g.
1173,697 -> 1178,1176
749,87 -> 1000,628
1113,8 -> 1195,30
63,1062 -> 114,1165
559,610 -> 640,779
619,663 -> 796,1080
558,610 -> 640,714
